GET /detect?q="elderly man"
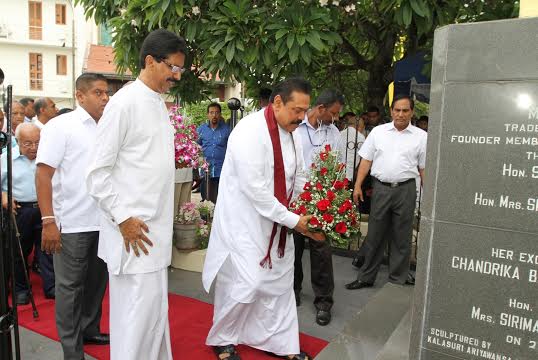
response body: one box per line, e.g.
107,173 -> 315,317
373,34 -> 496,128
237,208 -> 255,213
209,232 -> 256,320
9,102 -> 26,135
37,73 -> 110,360
203,78 -> 323,360
86,29 -> 187,360
346,95 -> 427,290
33,97 -> 58,129
20,97 -> 35,123
293,89 -> 344,326
197,102 -> 231,203
1,123 -> 55,304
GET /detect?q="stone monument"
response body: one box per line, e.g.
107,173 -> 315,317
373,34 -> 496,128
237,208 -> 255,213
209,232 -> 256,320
410,17 -> 538,360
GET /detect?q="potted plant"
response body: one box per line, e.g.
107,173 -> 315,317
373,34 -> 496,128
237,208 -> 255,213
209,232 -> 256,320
174,202 -> 201,250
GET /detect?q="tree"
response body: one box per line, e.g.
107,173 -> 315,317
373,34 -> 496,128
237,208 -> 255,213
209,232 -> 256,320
75,0 -> 519,109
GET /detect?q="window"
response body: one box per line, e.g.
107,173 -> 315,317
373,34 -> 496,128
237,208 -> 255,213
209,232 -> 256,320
55,4 -> 66,25
29,53 -> 43,90
29,1 -> 42,40
56,55 -> 67,75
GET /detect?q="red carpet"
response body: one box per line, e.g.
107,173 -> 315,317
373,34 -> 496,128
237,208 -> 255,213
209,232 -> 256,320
18,273 -> 328,359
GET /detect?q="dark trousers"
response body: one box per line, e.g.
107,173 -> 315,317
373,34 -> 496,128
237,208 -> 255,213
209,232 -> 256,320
294,232 -> 334,311
357,179 -> 416,284
54,231 -> 107,360
201,177 -> 220,203
14,205 -> 54,295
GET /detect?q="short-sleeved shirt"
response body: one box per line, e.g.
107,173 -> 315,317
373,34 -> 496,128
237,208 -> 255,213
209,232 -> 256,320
358,122 -> 427,183
36,106 -> 100,233
1,146 -> 37,202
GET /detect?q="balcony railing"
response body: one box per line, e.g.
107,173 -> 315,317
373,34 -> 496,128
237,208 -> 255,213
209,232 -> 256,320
0,22 -> 73,47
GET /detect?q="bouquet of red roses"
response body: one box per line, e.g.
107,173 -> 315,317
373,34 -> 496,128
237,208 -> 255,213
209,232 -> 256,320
289,144 -> 359,247
169,105 -> 208,171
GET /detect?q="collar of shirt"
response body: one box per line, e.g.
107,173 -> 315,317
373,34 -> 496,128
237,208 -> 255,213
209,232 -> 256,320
73,106 -> 96,125
135,77 -> 162,100
204,120 -> 226,131
387,121 -> 415,133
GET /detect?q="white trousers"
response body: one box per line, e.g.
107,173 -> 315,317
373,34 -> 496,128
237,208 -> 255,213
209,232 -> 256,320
109,268 -> 172,360
206,259 -> 300,356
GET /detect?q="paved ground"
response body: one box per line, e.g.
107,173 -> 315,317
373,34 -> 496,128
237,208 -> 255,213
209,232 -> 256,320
14,250 -> 389,359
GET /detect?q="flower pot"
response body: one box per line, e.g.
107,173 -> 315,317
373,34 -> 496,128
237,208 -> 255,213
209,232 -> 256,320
173,222 -> 200,250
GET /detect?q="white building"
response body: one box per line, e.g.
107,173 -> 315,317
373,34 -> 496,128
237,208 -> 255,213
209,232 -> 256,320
0,0 -> 99,109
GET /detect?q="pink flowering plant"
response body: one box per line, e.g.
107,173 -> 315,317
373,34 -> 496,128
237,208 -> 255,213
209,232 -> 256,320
289,144 -> 360,247
196,220 -> 211,249
175,202 -> 201,224
169,105 -> 208,170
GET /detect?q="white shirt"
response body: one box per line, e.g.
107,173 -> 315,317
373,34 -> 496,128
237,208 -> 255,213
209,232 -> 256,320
359,122 -> 427,183
175,167 -> 193,183
295,115 -> 342,170
202,109 -> 306,302
33,119 -> 44,129
87,78 -> 174,275
36,106 -> 100,233
340,127 -> 366,180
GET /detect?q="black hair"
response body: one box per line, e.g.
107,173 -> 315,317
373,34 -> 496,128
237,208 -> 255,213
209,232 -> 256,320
269,77 -> 312,104
139,29 -> 187,69
76,73 -> 108,91
33,97 -> 48,115
57,108 -> 73,116
418,115 -> 429,122
259,88 -> 272,101
19,97 -> 34,107
315,89 -> 345,107
343,111 -> 356,118
366,105 -> 379,113
391,94 -> 415,110
207,102 -> 222,113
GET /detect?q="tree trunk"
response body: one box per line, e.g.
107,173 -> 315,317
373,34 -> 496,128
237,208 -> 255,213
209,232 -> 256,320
366,32 -> 396,118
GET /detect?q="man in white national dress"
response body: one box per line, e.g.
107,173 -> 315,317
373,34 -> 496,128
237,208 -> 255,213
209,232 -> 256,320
203,78 -> 325,360
86,29 -> 187,360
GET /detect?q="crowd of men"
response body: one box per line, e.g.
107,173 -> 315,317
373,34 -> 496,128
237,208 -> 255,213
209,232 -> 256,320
1,28 -> 428,360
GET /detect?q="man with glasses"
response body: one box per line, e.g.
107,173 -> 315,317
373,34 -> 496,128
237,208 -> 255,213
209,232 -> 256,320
37,73 -> 110,360
197,102 -> 231,203
293,89 -> 344,326
1,123 -> 55,304
86,29 -> 186,360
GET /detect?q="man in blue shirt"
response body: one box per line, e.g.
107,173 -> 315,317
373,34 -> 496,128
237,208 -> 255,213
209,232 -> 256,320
1,123 -> 55,304
197,102 -> 231,203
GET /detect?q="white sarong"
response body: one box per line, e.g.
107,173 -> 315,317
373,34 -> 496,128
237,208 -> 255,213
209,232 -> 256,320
206,258 -> 300,356
109,268 -> 172,360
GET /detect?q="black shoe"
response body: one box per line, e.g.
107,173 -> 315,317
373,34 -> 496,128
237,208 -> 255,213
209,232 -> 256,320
316,309 -> 331,326
83,333 -> 110,345
44,290 -> 55,299
15,292 -> 30,305
345,280 -> 374,290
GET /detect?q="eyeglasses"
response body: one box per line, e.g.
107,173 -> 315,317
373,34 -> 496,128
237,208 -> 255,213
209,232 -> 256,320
21,141 -> 39,149
161,59 -> 186,74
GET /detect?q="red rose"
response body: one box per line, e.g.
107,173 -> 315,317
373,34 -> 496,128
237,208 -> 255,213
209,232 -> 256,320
344,199 -> 353,209
335,222 -> 347,234
319,152 -> 328,161
298,205 -> 307,215
320,167 -> 328,176
309,217 -> 320,227
303,182 -> 312,190
338,205 -> 346,214
316,182 -> 323,191
325,144 -> 331,152
316,199 -> 331,212
326,190 -> 336,202
300,192 -> 312,201
322,213 -> 334,223
343,178 -> 349,187
334,181 -> 344,190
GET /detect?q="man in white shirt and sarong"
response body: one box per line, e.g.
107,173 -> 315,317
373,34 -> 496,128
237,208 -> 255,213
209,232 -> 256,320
293,89 -> 344,326
86,29 -> 187,360
37,73 -> 110,360
203,78 -> 324,360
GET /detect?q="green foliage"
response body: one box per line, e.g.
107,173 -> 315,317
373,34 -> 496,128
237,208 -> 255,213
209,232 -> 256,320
182,101 -> 232,127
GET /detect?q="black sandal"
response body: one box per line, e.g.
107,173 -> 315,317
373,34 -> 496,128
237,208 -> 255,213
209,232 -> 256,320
266,350 -> 312,360
213,344 -> 241,360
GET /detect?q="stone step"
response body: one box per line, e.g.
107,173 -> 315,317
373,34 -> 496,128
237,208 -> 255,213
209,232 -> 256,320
314,283 -> 412,360
375,310 -> 412,360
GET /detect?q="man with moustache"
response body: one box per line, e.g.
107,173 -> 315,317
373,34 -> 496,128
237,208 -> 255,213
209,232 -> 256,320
86,29 -> 187,360
1,123 -> 55,304
346,95 -> 426,290
293,89 -> 344,326
36,73 -> 110,360
197,102 -> 231,203
9,101 -> 26,135
203,78 -> 323,360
